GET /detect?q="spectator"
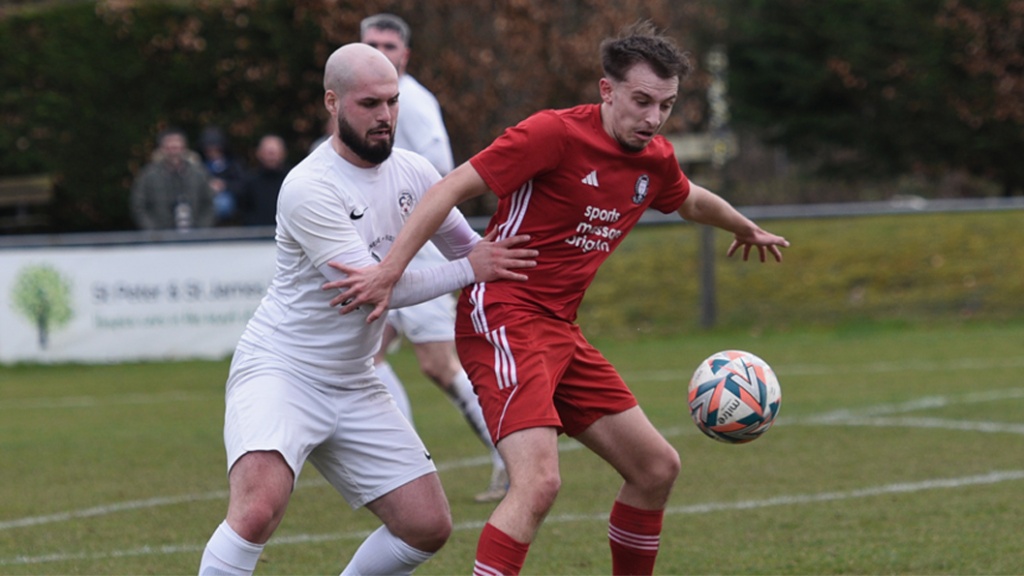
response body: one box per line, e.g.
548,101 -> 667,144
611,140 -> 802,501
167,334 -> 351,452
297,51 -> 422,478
130,127 -> 215,231
198,126 -> 246,226
236,134 -> 289,226
361,12 -> 508,503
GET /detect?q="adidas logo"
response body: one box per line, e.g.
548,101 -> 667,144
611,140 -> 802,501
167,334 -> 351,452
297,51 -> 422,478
581,170 -> 599,187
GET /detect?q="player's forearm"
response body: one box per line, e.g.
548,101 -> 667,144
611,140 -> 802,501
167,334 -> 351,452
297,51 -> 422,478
390,258 -> 473,308
431,215 -> 480,260
678,183 -> 758,236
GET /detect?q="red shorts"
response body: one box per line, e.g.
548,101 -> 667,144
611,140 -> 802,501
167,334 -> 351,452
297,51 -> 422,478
455,314 -> 637,443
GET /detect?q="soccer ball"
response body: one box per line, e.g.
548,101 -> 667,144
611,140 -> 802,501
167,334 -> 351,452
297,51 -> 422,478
687,350 -> 781,444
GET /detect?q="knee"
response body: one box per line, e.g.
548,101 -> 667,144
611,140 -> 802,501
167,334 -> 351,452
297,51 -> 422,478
517,469 -> 562,518
401,509 -> 452,552
644,445 -> 681,494
226,453 -> 293,544
418,356 -> 457,389
423,514 -> 453,552
229,498 -> 287,544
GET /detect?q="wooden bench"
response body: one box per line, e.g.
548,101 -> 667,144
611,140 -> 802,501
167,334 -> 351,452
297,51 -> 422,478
0,174 -> 53,233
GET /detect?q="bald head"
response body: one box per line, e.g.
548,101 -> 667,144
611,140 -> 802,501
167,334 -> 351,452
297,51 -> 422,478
324,43 -> 398,96
323,43 -> 401,167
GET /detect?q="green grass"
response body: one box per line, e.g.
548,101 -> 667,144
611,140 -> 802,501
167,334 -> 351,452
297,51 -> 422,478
2,321 -> 1023,574
581,211 -> 1024,337
2,209 -> 1022,573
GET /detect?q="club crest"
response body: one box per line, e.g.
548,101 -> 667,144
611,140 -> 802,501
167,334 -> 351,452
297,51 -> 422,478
632,175 -> 649,204
398,191 -> 415,219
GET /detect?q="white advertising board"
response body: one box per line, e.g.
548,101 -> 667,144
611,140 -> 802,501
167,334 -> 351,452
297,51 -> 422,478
0,240 -> 276,364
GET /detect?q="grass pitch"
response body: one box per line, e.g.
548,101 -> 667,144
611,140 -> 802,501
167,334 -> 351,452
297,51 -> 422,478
1,321 -> 1023,574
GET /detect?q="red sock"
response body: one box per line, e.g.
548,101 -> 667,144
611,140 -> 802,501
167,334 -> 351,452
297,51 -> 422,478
474,522 -> 530,576
608,500 -> 664,575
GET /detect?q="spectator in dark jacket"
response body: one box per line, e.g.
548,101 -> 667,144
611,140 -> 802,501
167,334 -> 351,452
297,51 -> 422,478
236,134 -> 289,227
199,126 -> 246,226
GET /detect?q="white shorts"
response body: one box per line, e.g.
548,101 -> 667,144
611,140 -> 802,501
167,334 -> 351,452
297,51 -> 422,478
386,292 -> 456,344
223,348 -> 437,509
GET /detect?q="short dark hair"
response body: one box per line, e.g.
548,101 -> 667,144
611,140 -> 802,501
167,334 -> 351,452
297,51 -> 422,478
600,21 -> 691,83
360,13 -> 411,46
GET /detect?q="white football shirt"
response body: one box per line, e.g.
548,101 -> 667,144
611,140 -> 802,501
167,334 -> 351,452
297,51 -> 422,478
396,74 -> 454,176
235,141 -> 474,377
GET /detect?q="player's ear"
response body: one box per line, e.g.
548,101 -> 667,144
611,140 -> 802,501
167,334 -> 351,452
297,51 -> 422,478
324,90 -> 339,116
599,77 -> 614,104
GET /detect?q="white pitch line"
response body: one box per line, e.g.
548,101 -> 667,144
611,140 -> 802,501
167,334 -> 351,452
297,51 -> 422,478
0,437 -> 586,533
2,388 -> 1022,533
3,469 -> 1022,566
0,491 -> 227,530
782,356 -> 1024,376
7,356 -> 1023,411
819,416 -> 1024,435
0,390 -> 205,410
795,387 -> 1024,424
629,355 -> 1024,382
663,469 -> 1024,515
1,385 -> 1023,564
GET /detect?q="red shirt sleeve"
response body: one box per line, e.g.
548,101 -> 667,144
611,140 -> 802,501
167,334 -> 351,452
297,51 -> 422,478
469,110 -> 566,198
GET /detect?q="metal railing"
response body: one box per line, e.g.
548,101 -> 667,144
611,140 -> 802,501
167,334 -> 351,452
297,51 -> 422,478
4,196 -> 1023,250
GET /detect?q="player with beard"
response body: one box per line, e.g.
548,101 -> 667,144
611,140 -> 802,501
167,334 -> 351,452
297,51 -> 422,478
197,43 -> 536,576
325,22 -> 790,575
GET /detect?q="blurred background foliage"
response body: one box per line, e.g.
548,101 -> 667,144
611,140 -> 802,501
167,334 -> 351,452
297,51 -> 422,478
726,0 -> 1024,195
1,0 -> 1022,231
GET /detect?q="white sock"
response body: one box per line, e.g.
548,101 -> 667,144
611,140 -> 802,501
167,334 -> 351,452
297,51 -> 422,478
376,361 -> 414,425
340,525 -> 434,576
198,520 -> 264,576
448,370 -> 503,467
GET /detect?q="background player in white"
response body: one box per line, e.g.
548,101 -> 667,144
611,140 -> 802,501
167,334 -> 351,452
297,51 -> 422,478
361,12 -> 509,503
197,43 -> 535,576
360,13 -> 453,174
326,22 -> 790,576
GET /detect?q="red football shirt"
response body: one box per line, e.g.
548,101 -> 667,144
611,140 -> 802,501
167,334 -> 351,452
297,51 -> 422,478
459,103 -> 690,332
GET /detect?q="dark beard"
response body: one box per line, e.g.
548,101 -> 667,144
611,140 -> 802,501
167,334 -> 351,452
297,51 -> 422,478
338,116 -> 393,165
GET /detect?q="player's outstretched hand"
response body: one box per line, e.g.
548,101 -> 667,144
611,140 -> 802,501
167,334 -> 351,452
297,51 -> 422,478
467,230 -> 537,283
726,227 -> 790,262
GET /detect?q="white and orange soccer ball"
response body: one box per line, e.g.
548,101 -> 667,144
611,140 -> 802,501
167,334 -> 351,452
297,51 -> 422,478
687,350 -> 781,444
